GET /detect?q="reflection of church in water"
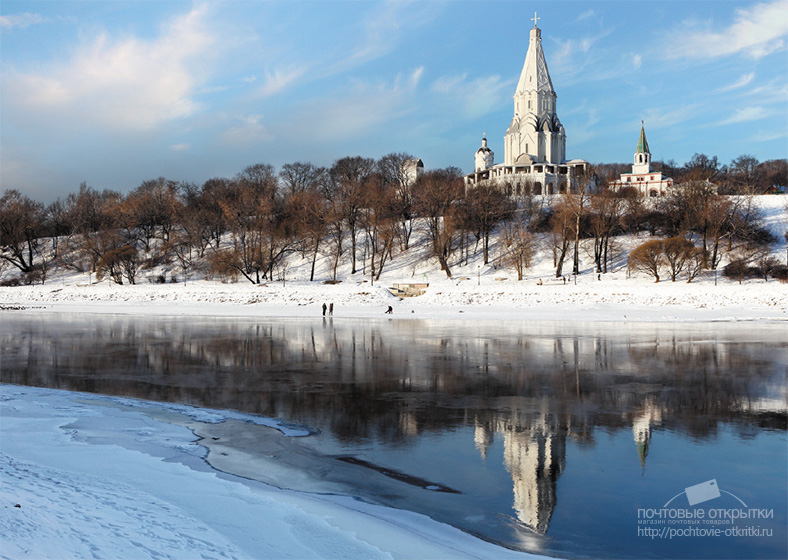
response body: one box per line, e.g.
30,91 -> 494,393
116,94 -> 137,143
473,406 -> 567,534
472,400 -> 664,534
631,400 -> 662,473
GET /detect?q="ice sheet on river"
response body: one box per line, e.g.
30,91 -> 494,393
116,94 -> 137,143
0,384 -> 543,560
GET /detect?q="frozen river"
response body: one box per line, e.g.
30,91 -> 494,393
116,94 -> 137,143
2,313 -> 786,559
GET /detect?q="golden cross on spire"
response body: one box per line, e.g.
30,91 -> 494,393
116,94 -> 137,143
532,11 -> 540,27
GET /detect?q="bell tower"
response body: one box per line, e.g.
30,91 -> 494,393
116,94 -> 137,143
633,122 -> 651,175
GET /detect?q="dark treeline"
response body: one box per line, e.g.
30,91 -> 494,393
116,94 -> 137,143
1,152 -> 786,286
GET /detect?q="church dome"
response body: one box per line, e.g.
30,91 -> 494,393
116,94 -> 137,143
476,135 -> 493,153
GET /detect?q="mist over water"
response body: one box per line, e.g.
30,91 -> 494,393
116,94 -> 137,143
2,313 -> 786,558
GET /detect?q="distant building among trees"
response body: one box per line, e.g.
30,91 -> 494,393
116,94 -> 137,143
608,123 -> 674,197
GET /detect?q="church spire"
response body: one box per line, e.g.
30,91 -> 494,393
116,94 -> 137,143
636,121 -> 650,154
506,15 -> 564,165
515,17 -> 555,98
633,121 -> 652,174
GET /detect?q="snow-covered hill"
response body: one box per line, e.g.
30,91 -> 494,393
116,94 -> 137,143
1,195 -> 786,322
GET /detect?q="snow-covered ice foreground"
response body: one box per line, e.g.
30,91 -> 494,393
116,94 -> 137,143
0,384 -> 545,560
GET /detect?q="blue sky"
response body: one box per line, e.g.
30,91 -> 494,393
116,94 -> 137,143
2,0 -> 787,202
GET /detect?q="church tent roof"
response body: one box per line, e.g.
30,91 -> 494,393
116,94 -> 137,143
515,25 -> 555,96
636,124 -> 650,154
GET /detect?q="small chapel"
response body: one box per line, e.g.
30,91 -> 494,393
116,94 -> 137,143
464,15 -> 589,194
608,123 -> 674,197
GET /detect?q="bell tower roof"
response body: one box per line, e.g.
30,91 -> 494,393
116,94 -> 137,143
636,122 -> 650,154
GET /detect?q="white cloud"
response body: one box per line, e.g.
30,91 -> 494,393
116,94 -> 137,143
632,54 -> 642,70
751,129 -> 788,142
281,67 -> 431,146
199,85 -> 230,94
257,66 -> 308,97
431,73 -> 511,119
717,106 -> 770,125
170,144 -> 190,151
577,10 -> 596,22
641,105 -> 702,128
3,5 -> 215,130
0,12 -> 45,29
568,108 -> 601,144
716,72 -> 756,93
409,66 -> 424,89
745,79 -> 788,103
322,1 -> 441,79
550,29 -> 613,81
668,0 -> 788,60
220,114 -> 272,145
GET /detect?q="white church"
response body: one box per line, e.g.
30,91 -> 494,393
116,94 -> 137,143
608,123 -> 674,197
464,15 -> 589,194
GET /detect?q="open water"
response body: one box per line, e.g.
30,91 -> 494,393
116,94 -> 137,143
1,312 -> 786,559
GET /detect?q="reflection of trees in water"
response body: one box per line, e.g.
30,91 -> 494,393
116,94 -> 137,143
3,316 -> 785,446
4,315 -> 784,537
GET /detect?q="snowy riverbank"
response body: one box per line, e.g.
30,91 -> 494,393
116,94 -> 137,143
1,195 -> 786,322
1,272 -> 786,323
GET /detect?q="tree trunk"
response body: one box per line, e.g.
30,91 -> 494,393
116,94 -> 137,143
310,239 -> 319,282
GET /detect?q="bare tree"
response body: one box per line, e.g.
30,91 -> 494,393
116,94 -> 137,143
215,166 -> 296,284
727,155 -> 763,194
279,162 -> 326,197
679,153 -> 720,184
63,183 -> 124,273
413,167 -> 464,278
377,152 -> 418,250
462,182 -> 515,265
685,246 -> 708,283
662,237 -> 695,282
501,220 -> 537,280
0,189 -> 45,275
329,157 -> 375,274
628,239 -> 665,282
362,176 -> 398,284
569,168 -> 595,275
289,188 -> 329,281
589,189 -> 626,273
96,245 -> 139,285
550,198 -> 573,278
123,178 -> 182,249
